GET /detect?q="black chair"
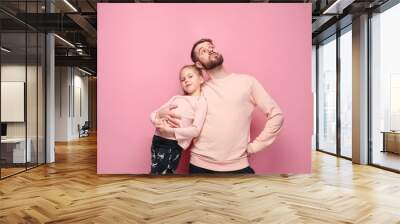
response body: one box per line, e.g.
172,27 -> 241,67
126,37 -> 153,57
79,121 -> 90,138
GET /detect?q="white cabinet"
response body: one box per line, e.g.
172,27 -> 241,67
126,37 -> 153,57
1,138 -> 32,163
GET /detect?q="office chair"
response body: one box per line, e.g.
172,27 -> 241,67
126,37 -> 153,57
79,121 -> 90,138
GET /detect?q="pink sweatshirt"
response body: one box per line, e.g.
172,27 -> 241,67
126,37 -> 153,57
150,95 -> 207,150
190,73 -> 284,171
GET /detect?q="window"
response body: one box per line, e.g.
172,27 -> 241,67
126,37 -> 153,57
371,2 -> 400,171
317,35 -> 337,154
339,27 -> 352,158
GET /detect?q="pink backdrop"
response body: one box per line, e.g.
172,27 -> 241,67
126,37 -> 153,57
97,3 -> 312,174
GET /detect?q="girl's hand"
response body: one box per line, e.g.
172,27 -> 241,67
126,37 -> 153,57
156,104 -> 181,128
155,120 -> 175,137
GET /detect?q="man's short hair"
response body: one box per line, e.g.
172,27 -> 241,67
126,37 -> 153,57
190,38 -> 213,63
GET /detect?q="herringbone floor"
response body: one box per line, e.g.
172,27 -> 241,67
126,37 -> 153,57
1,134 -> 400,224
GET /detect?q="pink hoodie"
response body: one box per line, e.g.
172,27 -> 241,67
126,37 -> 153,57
189,73 -> 284,171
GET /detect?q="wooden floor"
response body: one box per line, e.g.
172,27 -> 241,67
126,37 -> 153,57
1,134 -> 400,223
1,167 -> 26,178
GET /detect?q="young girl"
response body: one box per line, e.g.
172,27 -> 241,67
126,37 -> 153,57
149,65 -> 207,174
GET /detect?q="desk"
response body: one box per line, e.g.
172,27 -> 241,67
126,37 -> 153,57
1,138 -> 31,163
381,131 -> 400,154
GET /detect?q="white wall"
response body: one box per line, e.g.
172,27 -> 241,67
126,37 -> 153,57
55,66 -> 69,141
55,67 -> 89,141
71,72 -> 89,138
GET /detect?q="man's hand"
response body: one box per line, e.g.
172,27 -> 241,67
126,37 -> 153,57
156,104 -> 181,128
241,149 -> 249,158
155,120 -> 175,138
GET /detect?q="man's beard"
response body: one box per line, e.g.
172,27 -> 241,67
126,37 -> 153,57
201,54 -> 224,70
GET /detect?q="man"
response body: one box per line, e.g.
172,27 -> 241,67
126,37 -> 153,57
157,38 -> 284,174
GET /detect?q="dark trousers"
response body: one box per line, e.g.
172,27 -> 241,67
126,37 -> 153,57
150,135 -> 183,175
189,164 -> 255,174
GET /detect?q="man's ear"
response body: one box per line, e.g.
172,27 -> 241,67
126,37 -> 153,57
195,61 -> 203,69
200,76 -> 205,84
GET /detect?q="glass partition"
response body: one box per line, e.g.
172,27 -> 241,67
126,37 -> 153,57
1,30 -> 28,177
0,1 -> 46,179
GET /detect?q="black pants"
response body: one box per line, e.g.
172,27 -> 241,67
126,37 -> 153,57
150,135 -> 183,175
189,164 -> 255,174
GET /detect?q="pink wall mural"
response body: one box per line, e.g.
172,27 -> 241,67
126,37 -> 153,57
97,3 -> 312,174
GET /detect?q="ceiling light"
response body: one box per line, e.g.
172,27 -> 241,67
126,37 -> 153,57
78,67 -> 93,76
1,47 -> 11,53
322,0 -> 355,15
63,0 -> 78,12
54,34 -> 75,48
